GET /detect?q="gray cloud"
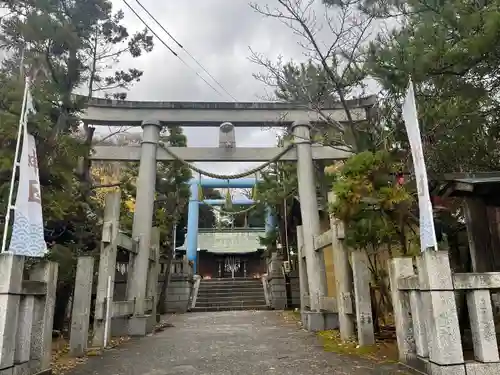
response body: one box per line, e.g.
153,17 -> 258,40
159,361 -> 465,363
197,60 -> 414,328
105,1 -> 380,177
115,0 -> 308,102
106,0 -> 316,176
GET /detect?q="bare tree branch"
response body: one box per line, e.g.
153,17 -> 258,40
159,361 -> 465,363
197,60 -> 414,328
250,0 -> 377,151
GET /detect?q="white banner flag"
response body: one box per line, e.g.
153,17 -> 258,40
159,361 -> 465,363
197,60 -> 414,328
8,87 -> 47,257
402,80 -> 438,252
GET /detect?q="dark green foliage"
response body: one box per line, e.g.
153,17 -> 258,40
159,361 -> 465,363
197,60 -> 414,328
0,0 -> 154,330
365,0 -> 500,174
119,126 -> 192,250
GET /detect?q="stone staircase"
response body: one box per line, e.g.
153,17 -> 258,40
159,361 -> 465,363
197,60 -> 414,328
192,278 -> 268,312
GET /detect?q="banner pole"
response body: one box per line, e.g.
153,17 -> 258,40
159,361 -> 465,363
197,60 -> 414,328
1,77 -> 30,252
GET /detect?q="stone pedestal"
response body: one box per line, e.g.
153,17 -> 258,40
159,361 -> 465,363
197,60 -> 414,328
128,315 -> 150,337
302,311 -> 339,331
267,253 -> 286,310
269,277 -> 287,310
288,270 -> 300,308
110,317 -> 129,337
165,277 -> 192,313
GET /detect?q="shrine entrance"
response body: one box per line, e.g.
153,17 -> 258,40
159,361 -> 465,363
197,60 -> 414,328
86,96 -> 369,316
178,228 -> 267,279
222,255 -> 244,278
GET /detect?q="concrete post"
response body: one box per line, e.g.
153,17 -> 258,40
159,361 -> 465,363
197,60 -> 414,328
0,254 -> 24,371
296,225 -> 309,326
329,191 -> 355,340
388,257 -> 416,363
147,227 -> 160,326
292,121 -> 326,312
29,260 -> 58,373
268,253 -> 287,309
186,182 -> 199,273
15,294 -> 35,366
419,251 -> 464,371
351,250 -> 374,346
92,191 -> 120,347
70,257 -> 95,357
466,289 -> 499,362
413,257 -> 430,358
127,120 -> 162,335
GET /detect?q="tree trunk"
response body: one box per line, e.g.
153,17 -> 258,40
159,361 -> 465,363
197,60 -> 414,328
53,282 -> 73,334
156,250 -> 174,321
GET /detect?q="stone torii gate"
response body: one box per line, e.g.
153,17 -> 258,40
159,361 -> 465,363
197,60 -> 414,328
84,97 -> 374,333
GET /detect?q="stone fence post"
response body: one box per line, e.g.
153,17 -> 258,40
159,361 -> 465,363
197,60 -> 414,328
30,260 -> 59,373
147,227 -> 160,326
328,192 -> 355,340
0,254 -> 24,372
419,251 -> 464,373
0,254 -> 58,374
351,250 -> 375,346
267,253 -> 286,310
93,191 -> 120,347
70,256 -> 95,357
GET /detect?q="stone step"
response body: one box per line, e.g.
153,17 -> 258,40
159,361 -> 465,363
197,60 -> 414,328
196,293 -> 264,301
201,277 -> 260,282
201,281 -> 260,284
196,296 -> 266,304
191,305 -> 269,312
198,286 -> 264,293
194,278 -> 267,312
196,299 -> 266,307
199,281 -> 262,288
197,295 -> 265,301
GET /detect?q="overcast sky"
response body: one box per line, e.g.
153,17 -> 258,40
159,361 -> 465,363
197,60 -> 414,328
2,1 -> 382,179
106,0 -> 376,177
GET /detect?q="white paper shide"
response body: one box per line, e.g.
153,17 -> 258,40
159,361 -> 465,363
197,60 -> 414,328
402,80 -> 438,252
8,86 -> 47,257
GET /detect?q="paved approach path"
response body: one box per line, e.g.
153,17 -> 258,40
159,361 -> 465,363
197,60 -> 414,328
69,311 -> 411,375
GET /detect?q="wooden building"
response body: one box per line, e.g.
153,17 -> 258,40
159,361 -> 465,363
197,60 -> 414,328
177,228 -> 267,279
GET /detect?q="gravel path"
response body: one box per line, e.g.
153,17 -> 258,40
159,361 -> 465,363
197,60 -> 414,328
67,310 -> 412,375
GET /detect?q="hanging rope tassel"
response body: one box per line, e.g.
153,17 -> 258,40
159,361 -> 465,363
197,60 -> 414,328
197,174 -> 204,201
251,184 -> 258,202
224,189 -> 233,210
197,184 -> 204,201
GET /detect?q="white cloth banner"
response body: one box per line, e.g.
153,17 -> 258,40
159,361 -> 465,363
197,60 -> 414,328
402,80 -> 438,252
9,87 -> 47,257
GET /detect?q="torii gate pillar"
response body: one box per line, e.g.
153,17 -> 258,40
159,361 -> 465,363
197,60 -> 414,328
292,121 -> 327,312
127,119 -> 162,335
